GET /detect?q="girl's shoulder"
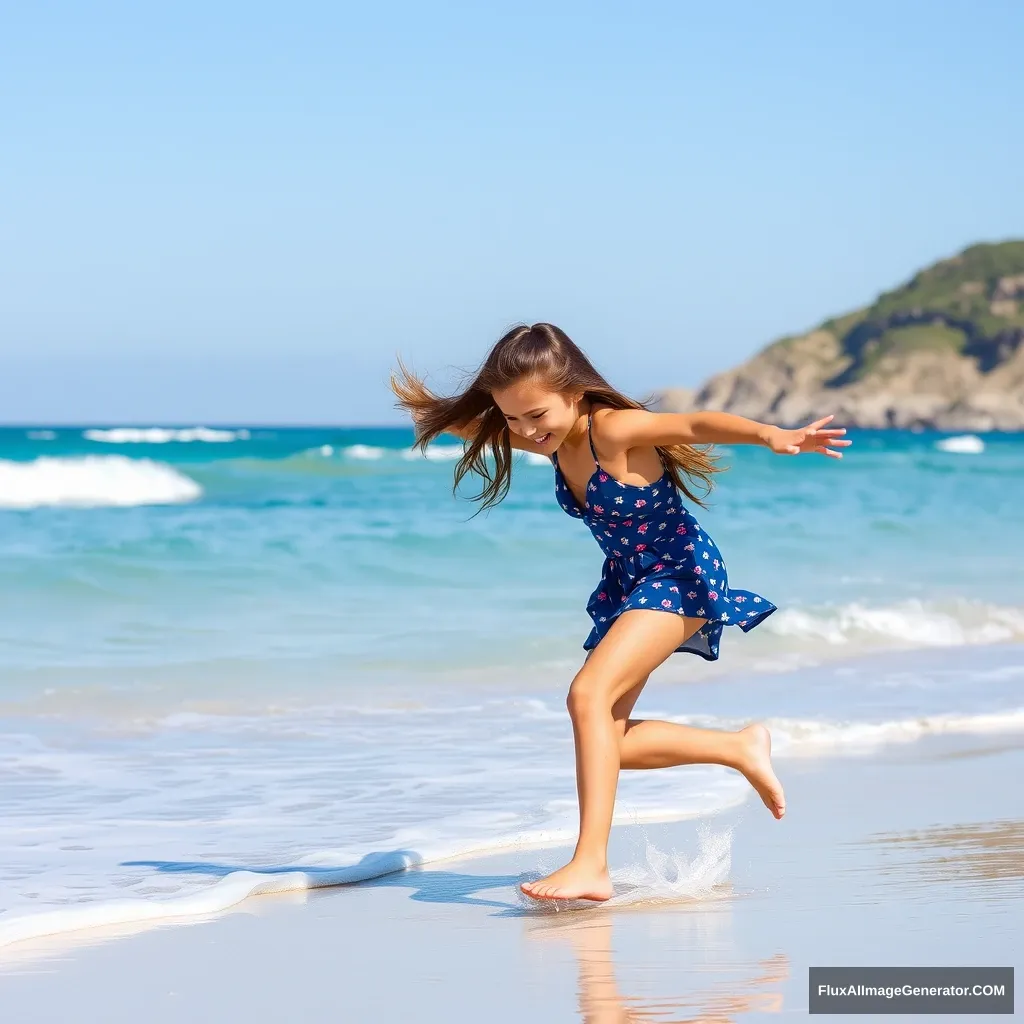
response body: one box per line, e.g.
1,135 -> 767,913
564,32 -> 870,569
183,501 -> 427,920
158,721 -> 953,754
588,403 -> 618,454
589,405 -> 668,480
588,403 -> 619,431
589,404 -> 644,455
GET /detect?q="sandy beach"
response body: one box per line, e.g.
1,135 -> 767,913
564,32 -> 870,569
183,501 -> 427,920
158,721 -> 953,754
1,729 -> 1019,1022
4,0 -> 1024,1017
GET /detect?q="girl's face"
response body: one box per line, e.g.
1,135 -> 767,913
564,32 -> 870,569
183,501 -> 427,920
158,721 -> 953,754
492,378 -> 582,451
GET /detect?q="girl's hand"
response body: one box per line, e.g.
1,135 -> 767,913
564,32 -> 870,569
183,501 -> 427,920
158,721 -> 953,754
760,415 -> 850,458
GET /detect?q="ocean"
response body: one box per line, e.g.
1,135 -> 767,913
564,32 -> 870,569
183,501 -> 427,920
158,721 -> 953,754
1,425 -> 1023,945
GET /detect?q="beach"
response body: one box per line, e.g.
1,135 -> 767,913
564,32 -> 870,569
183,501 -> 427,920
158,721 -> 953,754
0,426 -> 1022,1019
4,0 -> 1024,1013
1,729 -> 1019,1021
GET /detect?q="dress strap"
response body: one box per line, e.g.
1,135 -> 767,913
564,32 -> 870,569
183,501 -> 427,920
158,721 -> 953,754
587,413 -> 601,469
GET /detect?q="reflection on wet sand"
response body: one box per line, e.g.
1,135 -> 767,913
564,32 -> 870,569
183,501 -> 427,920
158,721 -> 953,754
858,819 -> 1024,898
526,911 -> 787,1023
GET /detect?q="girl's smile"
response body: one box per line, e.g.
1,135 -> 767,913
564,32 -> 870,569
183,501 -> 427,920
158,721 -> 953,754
491,377 -> 584,452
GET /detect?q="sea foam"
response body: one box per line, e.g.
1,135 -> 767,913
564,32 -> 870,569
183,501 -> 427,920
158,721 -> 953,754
765,706 -> 1024,755
0,806 -> 741,951
935,434 -> 985,454
344,444 -> 385,460
764,599 -> 1024,648
1,700 -> 1022,952
403,444 -> 465,461
0,456 -> 201,509
83,427 -> 249,444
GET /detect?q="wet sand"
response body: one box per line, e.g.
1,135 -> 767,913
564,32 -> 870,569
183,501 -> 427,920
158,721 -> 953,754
1,733 -> 1020,1022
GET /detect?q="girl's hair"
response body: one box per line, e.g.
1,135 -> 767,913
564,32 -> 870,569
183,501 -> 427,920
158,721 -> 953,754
390,322 -> 720,512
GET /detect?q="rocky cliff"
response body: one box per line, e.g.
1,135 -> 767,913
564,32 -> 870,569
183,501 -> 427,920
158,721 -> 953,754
656,241 -> 1024,430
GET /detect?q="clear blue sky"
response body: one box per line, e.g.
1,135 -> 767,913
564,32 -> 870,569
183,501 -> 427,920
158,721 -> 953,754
2,0 -> 1022,424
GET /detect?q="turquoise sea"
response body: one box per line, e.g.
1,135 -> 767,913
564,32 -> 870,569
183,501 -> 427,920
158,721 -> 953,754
1,425 -> 1023,945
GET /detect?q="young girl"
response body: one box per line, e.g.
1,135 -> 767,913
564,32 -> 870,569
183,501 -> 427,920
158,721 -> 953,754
391,323 -> 849,902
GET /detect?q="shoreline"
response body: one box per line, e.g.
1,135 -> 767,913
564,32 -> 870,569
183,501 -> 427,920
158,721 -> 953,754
2,640 -> 1023,955
1,731 -> 1020,1020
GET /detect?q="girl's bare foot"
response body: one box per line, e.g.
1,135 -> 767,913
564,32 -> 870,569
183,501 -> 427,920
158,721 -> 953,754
521,859 -> 614,902
737,724 -> 786,819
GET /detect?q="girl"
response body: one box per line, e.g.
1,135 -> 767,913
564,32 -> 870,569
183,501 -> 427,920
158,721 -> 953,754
391,323 -> 849,902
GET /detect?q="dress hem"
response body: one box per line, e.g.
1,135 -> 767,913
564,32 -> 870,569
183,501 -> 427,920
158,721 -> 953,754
582,602 -> 777,661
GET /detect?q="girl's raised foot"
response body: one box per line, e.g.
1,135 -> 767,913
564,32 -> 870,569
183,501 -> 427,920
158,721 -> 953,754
520,859 -> 613,902
737,724 -> 786,819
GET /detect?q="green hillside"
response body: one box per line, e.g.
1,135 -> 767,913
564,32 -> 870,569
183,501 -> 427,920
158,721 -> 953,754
802,240 -> 1024,384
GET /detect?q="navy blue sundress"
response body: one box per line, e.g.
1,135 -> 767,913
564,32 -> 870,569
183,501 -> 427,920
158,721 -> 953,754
552,413 -> 777,660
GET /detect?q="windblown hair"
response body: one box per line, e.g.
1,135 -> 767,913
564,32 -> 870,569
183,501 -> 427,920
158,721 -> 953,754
390,322 -> 720,512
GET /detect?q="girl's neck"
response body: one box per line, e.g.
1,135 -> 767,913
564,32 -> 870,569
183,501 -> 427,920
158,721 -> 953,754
561,399 -> 595,452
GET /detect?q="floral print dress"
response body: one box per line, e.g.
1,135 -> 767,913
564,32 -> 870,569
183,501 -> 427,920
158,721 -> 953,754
552,413 -> 776,660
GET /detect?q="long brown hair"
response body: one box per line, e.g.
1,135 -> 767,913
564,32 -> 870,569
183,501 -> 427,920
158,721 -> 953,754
390,322 -> 720,512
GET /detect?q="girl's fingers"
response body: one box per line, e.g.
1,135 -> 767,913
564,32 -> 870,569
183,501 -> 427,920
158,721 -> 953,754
809,415 -> 835,430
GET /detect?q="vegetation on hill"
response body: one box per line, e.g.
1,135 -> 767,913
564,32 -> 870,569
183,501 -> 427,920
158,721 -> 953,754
808,240 -> 1024,383
659,241 -> 1024,430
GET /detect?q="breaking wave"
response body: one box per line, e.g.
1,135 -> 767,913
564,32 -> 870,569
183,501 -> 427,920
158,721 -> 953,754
0,456 -> 202,509
935,434 -> 985,454
83,427 -> 249,444
764,599 -> 1024,648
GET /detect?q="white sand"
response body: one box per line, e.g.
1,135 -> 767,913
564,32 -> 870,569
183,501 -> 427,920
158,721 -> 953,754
1,734 -> 1020,1022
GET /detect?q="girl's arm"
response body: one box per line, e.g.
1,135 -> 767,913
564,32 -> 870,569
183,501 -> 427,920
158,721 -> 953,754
597,408 -> 850,458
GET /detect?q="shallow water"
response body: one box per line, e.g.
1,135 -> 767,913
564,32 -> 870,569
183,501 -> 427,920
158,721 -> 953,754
1,425 -> 1022,943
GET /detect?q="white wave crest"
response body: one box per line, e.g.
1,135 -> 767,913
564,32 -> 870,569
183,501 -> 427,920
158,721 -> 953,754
344,444 -> 384,460
403,444 -> 464,461
764,599 -> 1024,647
0,456 -> 201,509
935,434 -> 985,454
401,445 -> 550,465
769,706 -> 1024,756
84,427 -> 249,444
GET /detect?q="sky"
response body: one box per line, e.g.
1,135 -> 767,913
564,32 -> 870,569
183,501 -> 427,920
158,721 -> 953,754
1,0 -> 1022,424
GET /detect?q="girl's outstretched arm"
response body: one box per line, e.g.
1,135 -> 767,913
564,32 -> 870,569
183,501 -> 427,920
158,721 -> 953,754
598,409 -> 851,458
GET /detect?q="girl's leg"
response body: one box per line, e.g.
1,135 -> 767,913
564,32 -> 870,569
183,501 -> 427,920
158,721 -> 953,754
612,679 -> 785,818
521,610 -> 704,902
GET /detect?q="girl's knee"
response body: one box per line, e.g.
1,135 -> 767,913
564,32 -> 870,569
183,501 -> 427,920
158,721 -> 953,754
566,675 -> 600,719
566,669 -> 628,719
565,682 -> 588,719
